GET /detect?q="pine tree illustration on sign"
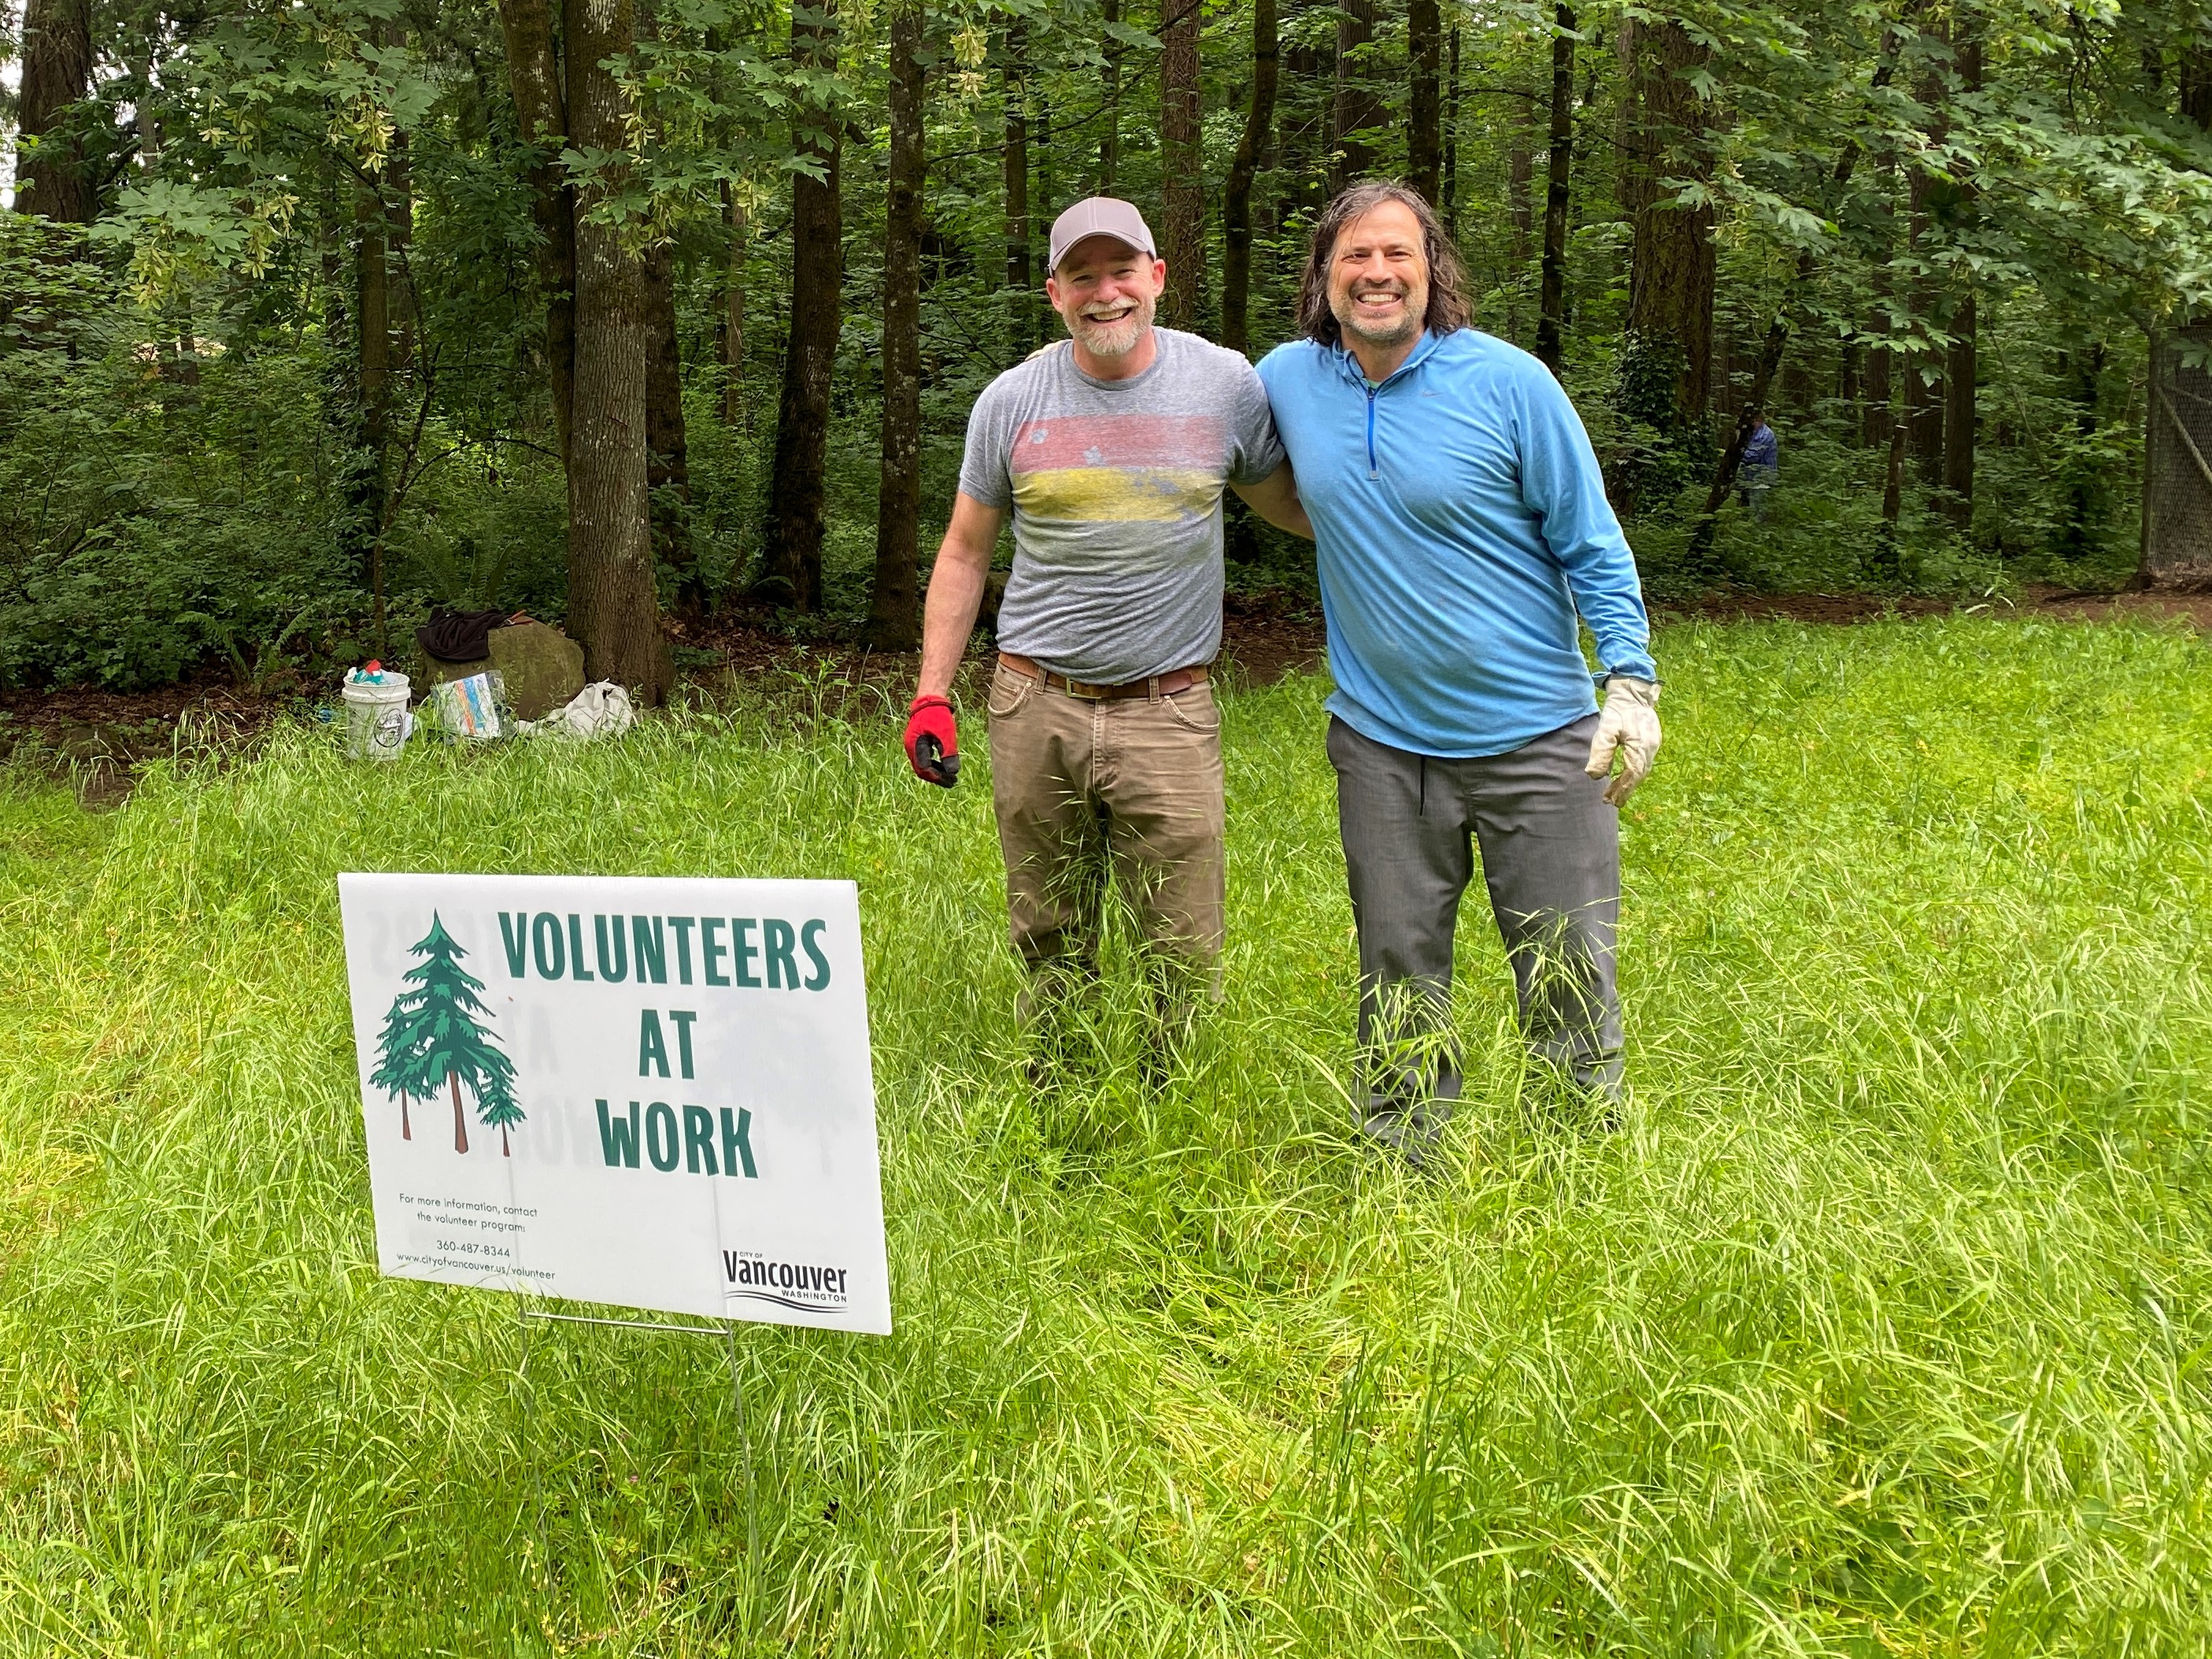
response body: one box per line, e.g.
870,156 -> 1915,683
368,913 -> 523,1155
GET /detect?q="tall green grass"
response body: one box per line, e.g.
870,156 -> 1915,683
2,616 -> 2209,1655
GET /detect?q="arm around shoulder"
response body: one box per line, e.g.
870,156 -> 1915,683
1230,461 -> 1314,541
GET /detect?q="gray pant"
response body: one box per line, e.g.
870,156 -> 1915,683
1328,714 -> 1623,1132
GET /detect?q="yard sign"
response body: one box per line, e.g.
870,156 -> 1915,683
338,872 -> 890,1335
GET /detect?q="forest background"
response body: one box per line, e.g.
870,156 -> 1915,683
3,0 -> 2212,694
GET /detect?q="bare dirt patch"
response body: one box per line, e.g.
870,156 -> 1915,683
5,582 -> 2198,808
2020,585 -> 2212,628
668,588 -> 1331,707
0,673 -> 286,808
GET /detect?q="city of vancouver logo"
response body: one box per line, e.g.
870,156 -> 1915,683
370,913 -> 525,1155
723,1250 -> 851,1313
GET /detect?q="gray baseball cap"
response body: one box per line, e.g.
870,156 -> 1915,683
1048,198 -> 1159,274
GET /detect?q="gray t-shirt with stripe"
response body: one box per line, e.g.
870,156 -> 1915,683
956,328 -> 1285,684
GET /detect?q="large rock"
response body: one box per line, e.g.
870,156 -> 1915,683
487,621 -> 586,720
424,655 -> 490,685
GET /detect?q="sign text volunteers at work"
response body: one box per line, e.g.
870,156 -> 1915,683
338,872 -> 891,1334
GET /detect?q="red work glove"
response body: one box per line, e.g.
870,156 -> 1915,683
904,694 -> 960,787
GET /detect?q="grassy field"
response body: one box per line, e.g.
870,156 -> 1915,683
2,616 -> 2210,1656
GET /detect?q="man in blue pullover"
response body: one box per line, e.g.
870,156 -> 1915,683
1257,182 -> 1662,1163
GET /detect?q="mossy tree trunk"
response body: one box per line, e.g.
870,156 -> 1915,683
17,0 -> 95,223
564,0 -> 668,697
1160,0 -> 1204,330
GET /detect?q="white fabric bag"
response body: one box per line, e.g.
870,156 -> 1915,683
553,681 -> 634,740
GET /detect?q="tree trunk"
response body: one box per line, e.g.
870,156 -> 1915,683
402,1098 -> 412,1140
1507,143 -> 1533,344
1443,25 -> 1463,238
1940,23 -> 1981,530
387,128 -> 417,377
1863,286 -> 1893,450
721,182 -> 749,428
1940,298 -> 1975,522
867,0 -> 927,650
1535,5 -> 1576,380
1034,68 -> 1054,244
642,242 -> 695,602
1904,192 -> 1944,487
495,0 -> 577,465
1863,149 -> 1896,452
2184,37 -> 2212,128
564,0 -> 668,695
1278,41 -> 1318,228
761,0 -> 843,613
1331,0 -> 1380,190
449,1069 -> 469,1154
1407,0 -> 1442,206
1874,420 -> 1907,579
16,0 -> 95,223
1620,16 -> 1715,439
357,180 -> 393,642
1905,27 -> 1948,489
1002,23 -> 1034,354
2058,346 -> 2108,563
1222,0 -> 1278,355
1882,423 -> 1905,526
1100,0 -> 1123,187
1160,0 -> 1204,330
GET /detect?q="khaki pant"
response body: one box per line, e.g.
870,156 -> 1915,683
986,661 -> 1226,1011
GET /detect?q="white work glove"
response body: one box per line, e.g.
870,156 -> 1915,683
1584,676 -> 1661,807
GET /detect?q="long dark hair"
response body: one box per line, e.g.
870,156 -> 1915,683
1295,180 -> 1470,348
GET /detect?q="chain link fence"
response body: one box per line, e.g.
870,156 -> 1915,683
2141,324 -> 2212,591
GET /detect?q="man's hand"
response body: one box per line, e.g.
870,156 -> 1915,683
1584,676 -> 1660,807
904,694 -> 960,787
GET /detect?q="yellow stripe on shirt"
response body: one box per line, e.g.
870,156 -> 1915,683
1013,466 -> 1219,524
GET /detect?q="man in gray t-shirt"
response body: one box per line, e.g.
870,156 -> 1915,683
959,327 -> 1285,683
903,196 -> 1311,1062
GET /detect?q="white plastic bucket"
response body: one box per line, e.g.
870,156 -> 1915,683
342,670 -> 412,761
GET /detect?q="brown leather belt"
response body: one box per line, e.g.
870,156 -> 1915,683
997,651 -> 1209,701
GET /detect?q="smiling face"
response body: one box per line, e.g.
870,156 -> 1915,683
1326,200 -> 1430,354
1046,236 -> 1166,359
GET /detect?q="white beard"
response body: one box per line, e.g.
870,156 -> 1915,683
1068,293 -> 1156,357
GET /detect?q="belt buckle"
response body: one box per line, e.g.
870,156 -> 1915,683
1063,676 -> 1109,700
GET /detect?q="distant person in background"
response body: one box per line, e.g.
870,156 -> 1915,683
1740,416 -> 1780,521
903,197 -> 1311,1075
1257,181 -> 1660,1168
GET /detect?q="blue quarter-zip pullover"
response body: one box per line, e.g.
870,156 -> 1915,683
1258,328 -> 1656,758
